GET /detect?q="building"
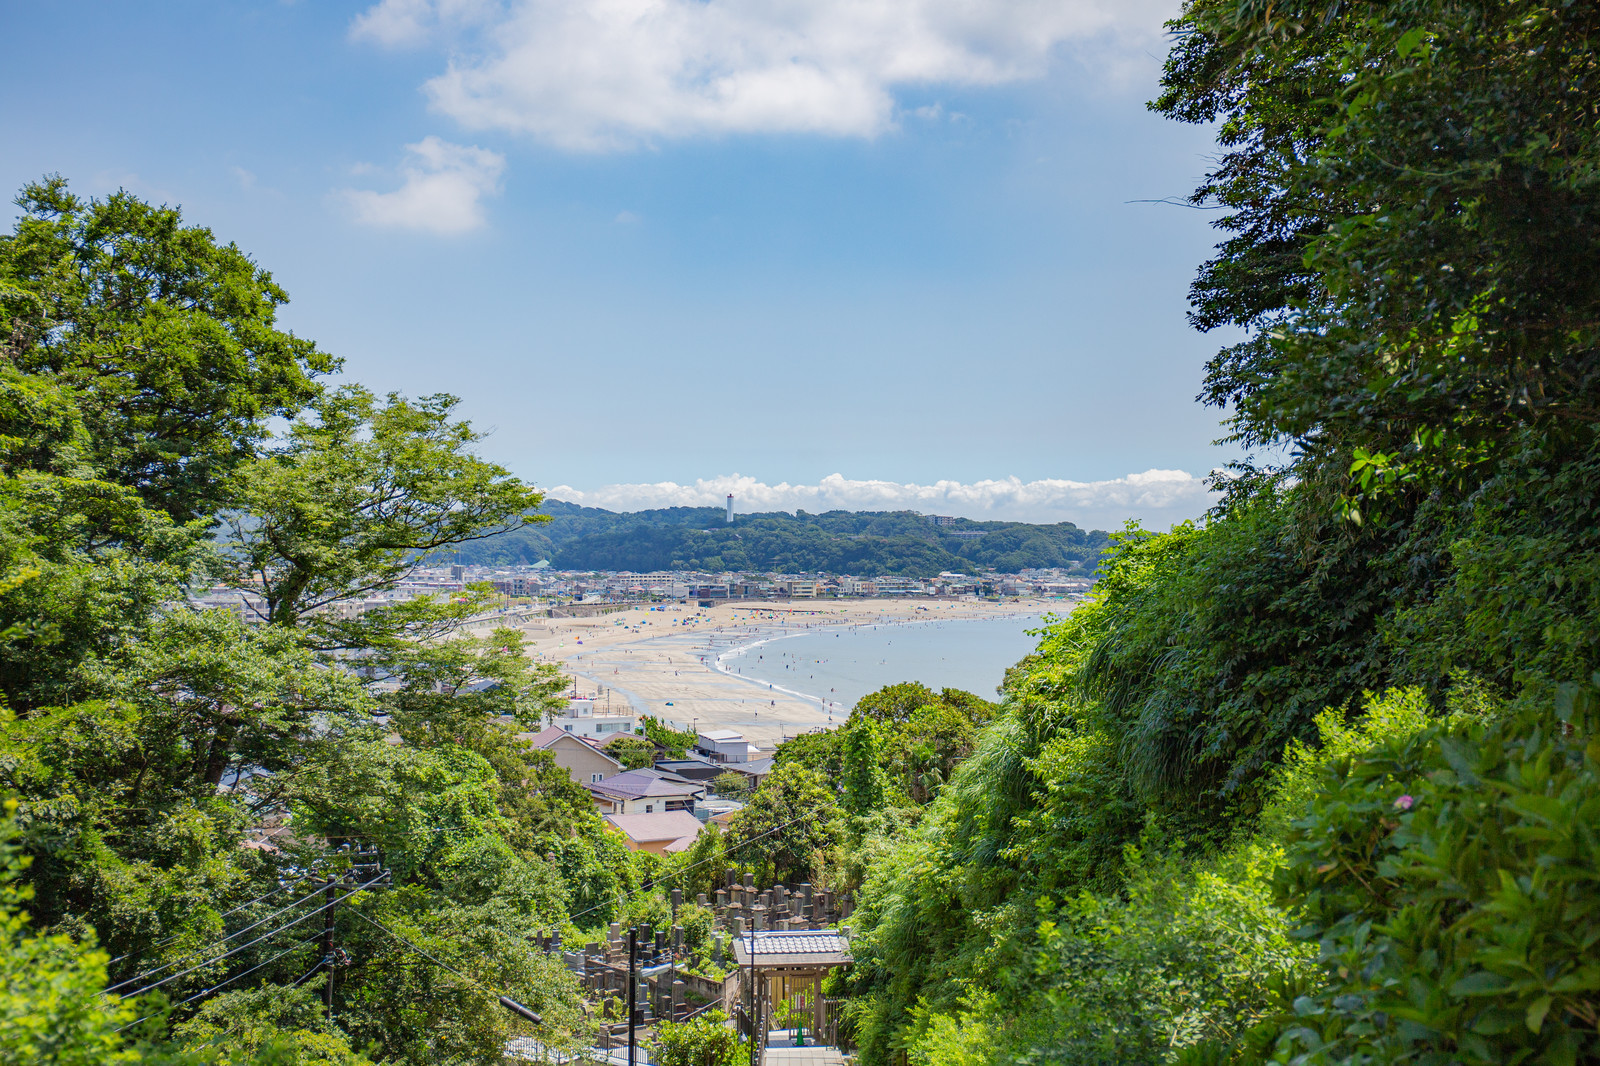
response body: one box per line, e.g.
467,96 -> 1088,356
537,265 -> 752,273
732,929 -> 853,1040
603,810 -> 705,854
695,729 -> 759,764
782,580 -> 817,598
699,796 -> 746,823
520,726 -> 623,785
652,757 -> 724,784
587,768 -> 705,816
549,698 -> 636,740
726,494 -> 735,523
492,575 -> 541,597
722,756 -> 774,789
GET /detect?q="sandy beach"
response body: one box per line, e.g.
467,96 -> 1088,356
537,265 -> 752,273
505,599 -> 1049,747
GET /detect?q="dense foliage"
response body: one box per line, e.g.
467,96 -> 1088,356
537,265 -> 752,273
830,1 -> 1600,1062
0,179 -> 646,1063
444,501 -> 1110,576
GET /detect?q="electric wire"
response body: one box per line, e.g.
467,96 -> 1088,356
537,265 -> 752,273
106,879 -> 331,994
111,871 -> 388,1001
564,806 -> 819,928
347,910 -> 493,992
106,874 -> 311,966
108,805 -> 824,1035
113,931 -> 323,1034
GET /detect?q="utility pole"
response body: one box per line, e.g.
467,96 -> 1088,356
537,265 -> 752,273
747,927 -> 757,1066
321,873 -> 338,1024
627,926 -> 637,1066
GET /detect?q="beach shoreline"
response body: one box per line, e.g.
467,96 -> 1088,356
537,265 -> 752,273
507,598 -> 1056,746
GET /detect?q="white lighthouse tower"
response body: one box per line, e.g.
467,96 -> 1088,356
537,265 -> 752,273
725,494 -> 735,523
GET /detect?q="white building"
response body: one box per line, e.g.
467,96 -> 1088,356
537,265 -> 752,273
695,729 -> 761,764
550,698 -> 637,740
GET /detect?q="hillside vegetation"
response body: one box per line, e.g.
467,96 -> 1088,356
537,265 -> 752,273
447,502 -> 1110,576
799,1 -> 1600,1062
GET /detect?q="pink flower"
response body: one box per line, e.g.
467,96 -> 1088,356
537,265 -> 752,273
1394,794 -> 1414,811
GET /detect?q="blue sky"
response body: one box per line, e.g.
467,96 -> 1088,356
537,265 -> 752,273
2,0 -> 1237,529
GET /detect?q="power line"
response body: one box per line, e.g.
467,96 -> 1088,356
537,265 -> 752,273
349,910 -> 543,1026
112,872 -> 389,1002
113,931 -> 322,1034
347,910 -> 487,990
106,881 -> 329,995
107,874 -> 311,966
564,805 -> 820,928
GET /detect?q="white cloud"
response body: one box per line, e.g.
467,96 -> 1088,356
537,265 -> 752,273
340,136 -> 506,234
351,0 -> 1179,151
350,0 -> 501,47
542,470 -> 1215,530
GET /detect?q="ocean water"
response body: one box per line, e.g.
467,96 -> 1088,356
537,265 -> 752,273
717,611 -> 1059,710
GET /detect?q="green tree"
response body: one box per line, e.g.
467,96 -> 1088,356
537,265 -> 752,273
726,764 -> 840,886
217,386 -> 543,638
640,716 -> 696,758
0,177 -> 335,522
771,728 -> 842,780
0,801 -> 141,1065
669,824 -> 729,901
710,771 -> 749,799
170,984 -> 370,1065
604,736 -> 656,771
839,717 -> 886,817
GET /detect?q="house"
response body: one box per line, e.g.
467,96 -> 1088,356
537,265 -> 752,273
602,811 -> 705,855
652,756 -> 723,784
695,729 -> 760,764
587,768 -> 706,816
719,757 -> 774,791
549,697 -> 637,741
520,725 -> 623,785
700,796 -> 745,825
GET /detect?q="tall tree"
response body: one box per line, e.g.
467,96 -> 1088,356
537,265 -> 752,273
218,386 -> 544,642
0,177 -> 335,522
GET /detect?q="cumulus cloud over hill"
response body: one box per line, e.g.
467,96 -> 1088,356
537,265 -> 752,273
352,0 -> 1178,150
543,470 -> 1213,529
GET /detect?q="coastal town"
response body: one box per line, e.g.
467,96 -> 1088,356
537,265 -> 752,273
191,562 -> 1094,624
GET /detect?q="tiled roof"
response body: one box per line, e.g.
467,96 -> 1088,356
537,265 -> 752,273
524,727 -> 620,759
731,928 -> 853,968
589,769 -> 703,799
603,811 -> 705,844
745,932 -> 847,955
523,726 -> 569,747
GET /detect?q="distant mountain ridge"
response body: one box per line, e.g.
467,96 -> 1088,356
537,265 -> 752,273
444,501 -> 1111,576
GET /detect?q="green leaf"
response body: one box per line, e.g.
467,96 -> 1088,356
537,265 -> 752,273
1525,994 -> 1552,1033
1450,971 -> 1510,997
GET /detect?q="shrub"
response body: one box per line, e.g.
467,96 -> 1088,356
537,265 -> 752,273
647,1010 -> 746,1066
1214,678 -> 1600,1064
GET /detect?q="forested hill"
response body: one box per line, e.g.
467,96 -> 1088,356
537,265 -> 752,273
445,501 -> 1112,575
